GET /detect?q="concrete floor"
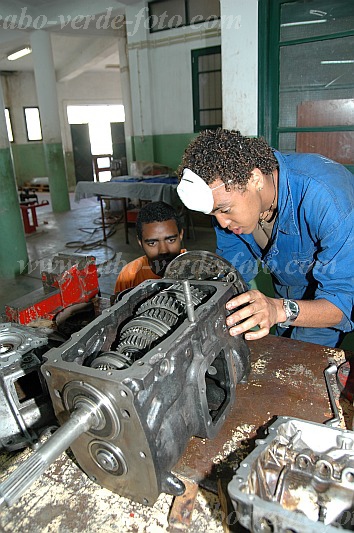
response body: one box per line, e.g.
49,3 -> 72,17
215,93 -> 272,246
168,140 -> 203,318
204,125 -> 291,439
0,192 -> 216,317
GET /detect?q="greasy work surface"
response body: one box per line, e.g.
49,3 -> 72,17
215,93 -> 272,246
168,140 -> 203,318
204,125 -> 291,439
0,335 -> 347,532
174,335 -> 344,491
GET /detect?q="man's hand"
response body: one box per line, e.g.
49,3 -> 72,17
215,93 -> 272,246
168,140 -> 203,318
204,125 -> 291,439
225,290 -> 285,341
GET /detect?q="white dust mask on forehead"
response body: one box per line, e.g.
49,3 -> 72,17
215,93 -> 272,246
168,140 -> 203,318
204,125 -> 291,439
177,168 -> 226,214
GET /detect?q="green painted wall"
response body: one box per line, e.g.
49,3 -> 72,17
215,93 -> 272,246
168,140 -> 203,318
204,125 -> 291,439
132,132 -> 198,173
0,147 -> 29,277
11,134 -> 197,186
64,151 -> 76,191
44,142 -> 70,212
153,133 -> 198,172
10,144 -> 76,192
133,135 -> 154,163
11,143 -> 47,186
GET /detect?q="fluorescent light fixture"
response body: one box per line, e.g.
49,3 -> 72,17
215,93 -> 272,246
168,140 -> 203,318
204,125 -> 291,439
321,59 -> 354,64
7,47 -> 31,61
281,19 -> 327,27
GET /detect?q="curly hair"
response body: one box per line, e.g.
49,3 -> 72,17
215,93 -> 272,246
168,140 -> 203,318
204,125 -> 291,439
177,129 -> 278,189
136,201 -> 182,241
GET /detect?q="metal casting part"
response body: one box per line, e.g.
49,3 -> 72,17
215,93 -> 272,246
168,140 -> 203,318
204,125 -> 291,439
0,323 -> 55,451
0,262 -> 250,507
228,416 -> 354,532
165,250 -> 248,294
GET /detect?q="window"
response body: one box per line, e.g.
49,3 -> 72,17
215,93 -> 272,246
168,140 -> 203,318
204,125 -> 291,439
5,108 -> 13,142
259,0 -> 354,173
192,46 -> 222,132
24,107 -> 42,141
148,0 -> 220,32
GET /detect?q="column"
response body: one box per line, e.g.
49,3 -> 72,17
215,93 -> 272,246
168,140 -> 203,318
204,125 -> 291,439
117,22 -> 135,167
0,80 -> 29,277
220,0 -> 258,135
30,30 -> 70,212
125,4 -> 155,163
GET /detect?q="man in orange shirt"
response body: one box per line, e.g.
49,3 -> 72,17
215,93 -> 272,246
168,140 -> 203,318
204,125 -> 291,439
114,201 -> 185,293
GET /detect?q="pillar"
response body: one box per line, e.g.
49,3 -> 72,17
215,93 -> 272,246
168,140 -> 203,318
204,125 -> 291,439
117,22 -> 135,167
220,0 -> 258,135
0,79 -> 29,277
30,30 -> 70,212
125,5 -> 155,163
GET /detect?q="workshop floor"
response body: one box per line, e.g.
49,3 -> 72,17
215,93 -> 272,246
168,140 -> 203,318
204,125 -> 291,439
0,192 -> 216,318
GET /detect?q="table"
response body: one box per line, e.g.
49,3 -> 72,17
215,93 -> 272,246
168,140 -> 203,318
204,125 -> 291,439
0,335 -> 349,532
74,180 -> 180,207
75,180 -> 181,244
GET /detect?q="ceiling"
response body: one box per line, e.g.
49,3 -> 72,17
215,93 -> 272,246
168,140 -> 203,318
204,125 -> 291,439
0,0 -> 139,79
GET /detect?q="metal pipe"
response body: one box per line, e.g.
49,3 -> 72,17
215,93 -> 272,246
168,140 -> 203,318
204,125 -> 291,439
0,403 -> 98,508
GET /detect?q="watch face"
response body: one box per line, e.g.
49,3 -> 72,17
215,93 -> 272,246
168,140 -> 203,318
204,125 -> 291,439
278,299 -> 299,328
287,299 -> 299,320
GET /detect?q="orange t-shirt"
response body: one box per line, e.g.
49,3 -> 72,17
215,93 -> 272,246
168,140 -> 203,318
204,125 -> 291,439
114,250 -> 186,293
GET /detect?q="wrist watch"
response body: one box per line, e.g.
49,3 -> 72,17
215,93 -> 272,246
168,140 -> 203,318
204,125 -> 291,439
278,299 -> 300,328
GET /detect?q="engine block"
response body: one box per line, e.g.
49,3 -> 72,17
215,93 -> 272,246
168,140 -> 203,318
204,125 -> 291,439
40,278 -> 250,505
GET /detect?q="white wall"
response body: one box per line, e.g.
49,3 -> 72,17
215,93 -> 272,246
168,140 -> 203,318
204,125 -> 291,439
125,2 -> 221,136
57,70 -> 122,151
220,0 -> 258,135
2,69 -> 122,150
2,72 -> 38,145
125,0 -> 259,137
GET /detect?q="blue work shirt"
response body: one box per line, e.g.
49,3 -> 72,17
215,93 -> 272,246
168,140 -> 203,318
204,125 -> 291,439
215,151 -> 354,347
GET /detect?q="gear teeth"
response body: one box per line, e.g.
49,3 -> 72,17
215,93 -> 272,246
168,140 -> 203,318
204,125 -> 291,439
92,282 -> 210,370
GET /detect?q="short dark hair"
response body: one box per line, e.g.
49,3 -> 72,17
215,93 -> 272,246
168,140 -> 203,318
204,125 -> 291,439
136,201 -> 182,240
177,128 -> 278,190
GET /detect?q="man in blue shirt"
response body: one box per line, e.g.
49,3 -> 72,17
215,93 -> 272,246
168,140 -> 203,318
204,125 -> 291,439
177,129 -> 354,348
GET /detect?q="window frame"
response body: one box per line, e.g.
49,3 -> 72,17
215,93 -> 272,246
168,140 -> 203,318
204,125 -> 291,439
192,45 -> 222,133
5,107 -> 14,143
148,0 -> 220,33
23,106 -> 43,142
258,0 -> 354,173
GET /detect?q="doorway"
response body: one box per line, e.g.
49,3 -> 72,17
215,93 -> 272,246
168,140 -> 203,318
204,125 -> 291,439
68,105 -> 126,183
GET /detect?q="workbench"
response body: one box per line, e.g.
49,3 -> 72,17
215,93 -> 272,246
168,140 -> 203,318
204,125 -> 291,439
74,179 -> 195,244
74,179 -> 180,207
0,335 -> 349,533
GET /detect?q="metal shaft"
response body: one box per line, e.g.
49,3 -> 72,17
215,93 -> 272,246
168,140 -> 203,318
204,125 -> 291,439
0,404 -> 97,508
182,280 -> 196,323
